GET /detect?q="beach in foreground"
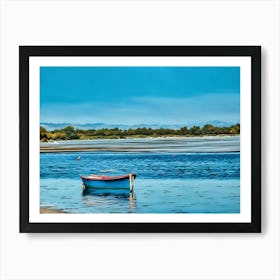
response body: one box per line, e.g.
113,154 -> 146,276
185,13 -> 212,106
40,207 -> 67,214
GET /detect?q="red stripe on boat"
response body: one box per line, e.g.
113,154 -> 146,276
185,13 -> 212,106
80,173 -> 136,181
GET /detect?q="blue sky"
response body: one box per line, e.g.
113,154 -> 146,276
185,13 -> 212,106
40,66 -> 240,126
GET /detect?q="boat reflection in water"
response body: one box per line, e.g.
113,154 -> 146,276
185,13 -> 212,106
82,186 -> 136,213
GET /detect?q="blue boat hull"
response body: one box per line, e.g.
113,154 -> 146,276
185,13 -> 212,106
81,177 -> 131,189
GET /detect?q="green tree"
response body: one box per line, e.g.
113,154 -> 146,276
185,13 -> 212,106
179,126 -> 189,135
62,126 -> 79,140
202,124 -> 218,135
127,128 -> 136,136
189,126 -> 201,135
229,123 -> 240,134
40,126 -> 49,141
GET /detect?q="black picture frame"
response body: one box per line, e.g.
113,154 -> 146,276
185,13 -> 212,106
20,46 -> 261,233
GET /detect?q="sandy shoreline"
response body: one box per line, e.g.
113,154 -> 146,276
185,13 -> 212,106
40,207 -> 68,214
40,135 -> 240,153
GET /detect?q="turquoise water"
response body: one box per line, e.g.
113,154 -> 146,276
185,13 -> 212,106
40,137 -> 240,213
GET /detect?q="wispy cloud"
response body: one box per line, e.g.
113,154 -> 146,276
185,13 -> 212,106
41,92 -> 239,125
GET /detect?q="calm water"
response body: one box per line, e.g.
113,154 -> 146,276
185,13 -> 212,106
40,137 -> 240,213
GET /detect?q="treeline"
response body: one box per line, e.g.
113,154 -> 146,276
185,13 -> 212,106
40,124 -> 240,142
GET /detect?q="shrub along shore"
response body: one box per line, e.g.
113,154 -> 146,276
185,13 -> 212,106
40,124 -> 240,142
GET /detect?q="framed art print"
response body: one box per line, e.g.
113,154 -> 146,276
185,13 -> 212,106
19,46 -> 261,233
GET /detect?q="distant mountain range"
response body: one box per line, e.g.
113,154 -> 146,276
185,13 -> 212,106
40,120 -> 236,131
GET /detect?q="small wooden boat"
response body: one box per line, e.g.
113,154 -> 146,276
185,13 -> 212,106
80,173 -> 136,192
